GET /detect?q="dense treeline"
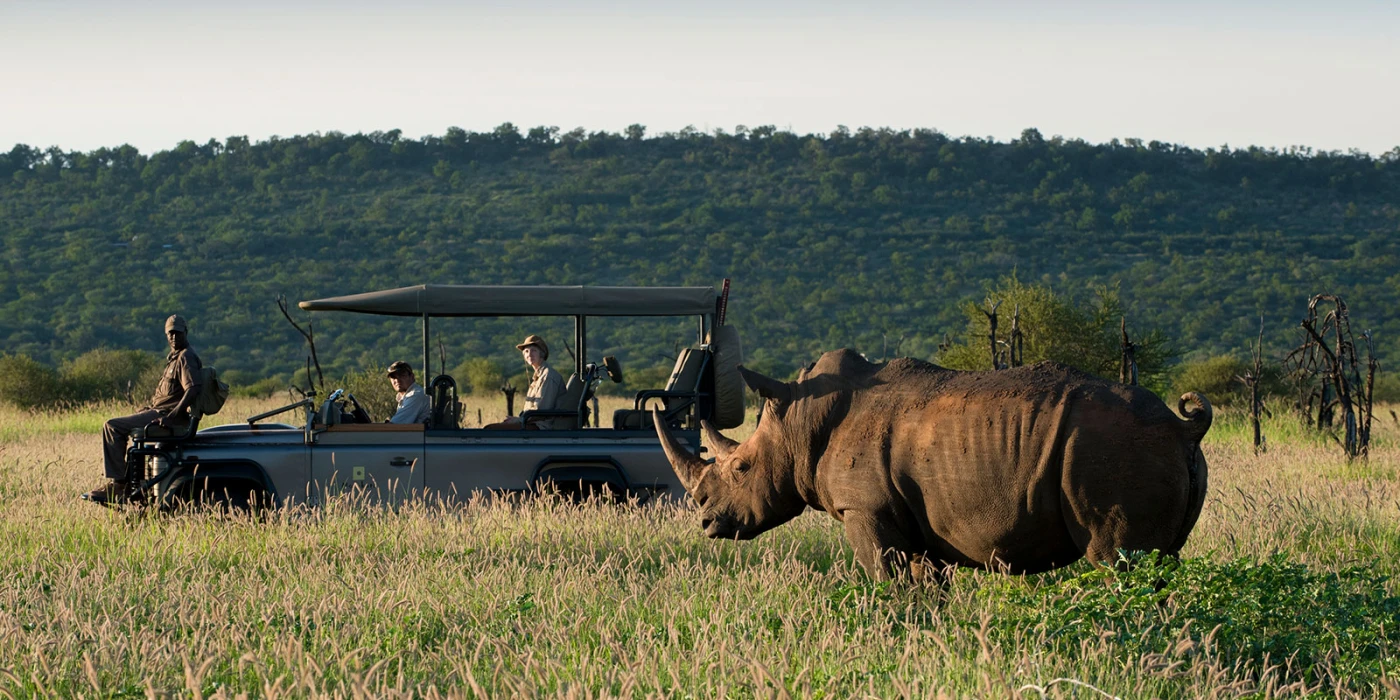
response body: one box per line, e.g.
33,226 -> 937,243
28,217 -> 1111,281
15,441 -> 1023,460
2,124 -> 1397,389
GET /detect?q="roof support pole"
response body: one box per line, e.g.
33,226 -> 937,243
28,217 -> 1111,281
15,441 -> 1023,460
574,315 -> 586,379
422,314 -> 431,378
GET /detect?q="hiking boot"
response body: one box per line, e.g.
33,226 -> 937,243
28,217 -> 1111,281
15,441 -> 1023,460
82,481 -> 129,506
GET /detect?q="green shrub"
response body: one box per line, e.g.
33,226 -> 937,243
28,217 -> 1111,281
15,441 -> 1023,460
332,368 -> 398,421
976,552 -> 1400,692
0,354 -> 60,408
451,357 -> 505,395
1172,355 -> 1249,407
1172,355 -> 1291,408
58,348 -> 159,403
1370,373 -> 1400,403
938,276 -> 1176,394
233,376 -> 287,398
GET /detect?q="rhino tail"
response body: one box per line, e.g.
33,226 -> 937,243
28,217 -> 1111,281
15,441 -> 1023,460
1177,392 -> 1213,444
1168,392 -> 1212,557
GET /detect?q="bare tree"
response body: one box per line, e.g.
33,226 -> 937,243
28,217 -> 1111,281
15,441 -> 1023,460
1283,295 -> 1378,459
981,299 -> 1003,369
1235,317 -> 1266,455
1119,317 -> 1137,386
277,295 -> 324,396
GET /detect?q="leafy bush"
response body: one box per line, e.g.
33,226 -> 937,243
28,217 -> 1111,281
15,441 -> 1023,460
1370,373 -> 1400,403
0,354 -> 60,408
938,276 -> 1177,394
451,357 -> 505,395
977,552 -> 1400,691
332,368 -> 398,422
233,376 -> 287,398
1171,355 -> 1249,407
58,348 -> 159,403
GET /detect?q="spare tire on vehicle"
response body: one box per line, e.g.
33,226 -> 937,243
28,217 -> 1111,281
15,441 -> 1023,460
707,324 -> 745,429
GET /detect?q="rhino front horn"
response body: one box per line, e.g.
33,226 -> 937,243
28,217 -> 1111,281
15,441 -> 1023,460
653,409 -> 705,491
738,366 -> 792,403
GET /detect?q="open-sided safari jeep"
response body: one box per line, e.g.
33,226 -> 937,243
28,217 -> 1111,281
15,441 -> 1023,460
125,284 -> 744,509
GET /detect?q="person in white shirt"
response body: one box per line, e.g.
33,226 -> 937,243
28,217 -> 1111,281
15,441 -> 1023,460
386,361 -> 431,424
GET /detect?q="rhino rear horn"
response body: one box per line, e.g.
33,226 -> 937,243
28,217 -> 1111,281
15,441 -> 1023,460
738,366 -> 792,403
653,409 -> 705,491
701,420 -> 740,460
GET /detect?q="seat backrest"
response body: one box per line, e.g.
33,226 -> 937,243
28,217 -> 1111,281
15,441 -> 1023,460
429,374 -> 459,429
666,348 -> 707,396
548,374 -> 587,429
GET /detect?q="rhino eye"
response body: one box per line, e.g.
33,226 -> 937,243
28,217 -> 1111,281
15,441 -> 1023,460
731,460 -> 751,473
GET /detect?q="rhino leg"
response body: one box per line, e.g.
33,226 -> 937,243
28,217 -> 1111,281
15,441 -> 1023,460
841,511 -> 942,585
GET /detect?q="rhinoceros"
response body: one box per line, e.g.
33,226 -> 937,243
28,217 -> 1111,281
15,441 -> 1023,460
653,349 -> 1211,580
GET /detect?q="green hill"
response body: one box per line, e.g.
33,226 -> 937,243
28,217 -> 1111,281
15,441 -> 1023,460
2,125 -> 1397,387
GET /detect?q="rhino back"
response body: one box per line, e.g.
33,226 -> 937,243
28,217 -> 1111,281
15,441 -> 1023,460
815,361 -> 1192,572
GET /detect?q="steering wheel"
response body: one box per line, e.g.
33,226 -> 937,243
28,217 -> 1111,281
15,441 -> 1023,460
345,394 -> 371,423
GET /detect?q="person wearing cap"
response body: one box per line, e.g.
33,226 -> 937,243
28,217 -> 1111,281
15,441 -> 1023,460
86,314 -> 203,504
487,335 -> 565,430
386,361 -> 431,424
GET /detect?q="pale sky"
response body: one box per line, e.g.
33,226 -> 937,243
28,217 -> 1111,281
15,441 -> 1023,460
3,0 -> 1398,155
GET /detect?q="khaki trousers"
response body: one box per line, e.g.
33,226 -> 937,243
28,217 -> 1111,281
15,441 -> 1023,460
101,410 -> 164,481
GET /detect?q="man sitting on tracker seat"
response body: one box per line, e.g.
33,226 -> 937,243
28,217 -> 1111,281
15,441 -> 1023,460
84,314 -> 202,505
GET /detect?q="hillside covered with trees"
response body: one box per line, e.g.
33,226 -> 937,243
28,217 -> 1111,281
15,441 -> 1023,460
2,125 -> 1397,390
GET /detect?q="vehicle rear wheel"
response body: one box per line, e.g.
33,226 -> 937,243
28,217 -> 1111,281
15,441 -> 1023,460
708,324 -> 745,429
538,478 -> 627,503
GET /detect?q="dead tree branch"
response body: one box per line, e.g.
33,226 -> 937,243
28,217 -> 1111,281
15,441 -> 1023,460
278,294 -> 324,395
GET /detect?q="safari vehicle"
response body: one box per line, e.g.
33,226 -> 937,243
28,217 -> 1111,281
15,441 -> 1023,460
124,284 -> 745,508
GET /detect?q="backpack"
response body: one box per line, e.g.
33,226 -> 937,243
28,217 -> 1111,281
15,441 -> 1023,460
197,366 -> 230,416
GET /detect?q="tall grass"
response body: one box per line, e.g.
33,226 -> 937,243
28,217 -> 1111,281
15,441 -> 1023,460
0,400 -> 1396,696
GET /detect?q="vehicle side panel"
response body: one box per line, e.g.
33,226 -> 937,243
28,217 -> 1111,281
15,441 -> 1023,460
180,428 -> 309,504
311,430 -> 425,503
423,429 -> 696,499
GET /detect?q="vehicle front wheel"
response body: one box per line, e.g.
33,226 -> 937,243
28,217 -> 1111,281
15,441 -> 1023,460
167,476 -> 271,513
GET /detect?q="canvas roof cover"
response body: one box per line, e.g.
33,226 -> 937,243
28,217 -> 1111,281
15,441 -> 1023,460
299,285 -> 717,317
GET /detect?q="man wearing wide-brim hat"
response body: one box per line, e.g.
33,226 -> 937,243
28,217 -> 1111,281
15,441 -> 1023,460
487,334 -> 565,430
85,314 -> 203,505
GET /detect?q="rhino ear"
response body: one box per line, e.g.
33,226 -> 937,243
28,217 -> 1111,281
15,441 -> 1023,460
739,366 -> 793,403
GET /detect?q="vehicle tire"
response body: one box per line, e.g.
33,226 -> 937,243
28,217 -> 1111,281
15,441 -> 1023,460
708,324 -> 746,430
168,476 -> 270,513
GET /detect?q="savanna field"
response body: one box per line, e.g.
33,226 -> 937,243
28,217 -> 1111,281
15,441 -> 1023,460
0,395 -> 1398,698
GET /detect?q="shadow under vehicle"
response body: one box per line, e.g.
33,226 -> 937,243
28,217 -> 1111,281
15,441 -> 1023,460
125,284 -> 744,509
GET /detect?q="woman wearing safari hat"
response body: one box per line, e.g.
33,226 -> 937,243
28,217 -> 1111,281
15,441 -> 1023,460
487,334 -> 565,429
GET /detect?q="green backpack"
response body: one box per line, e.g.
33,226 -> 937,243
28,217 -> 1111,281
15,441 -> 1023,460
197,366 -> 230,416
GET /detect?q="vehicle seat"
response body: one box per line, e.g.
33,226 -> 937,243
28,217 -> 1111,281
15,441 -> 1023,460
137,404 -> 203,442
613,347 -> 709,430
520,373 -> 594,429
429,374 -> 460,429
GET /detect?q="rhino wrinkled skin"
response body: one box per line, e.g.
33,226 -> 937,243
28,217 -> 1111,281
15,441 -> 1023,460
654,349 -> 1211,581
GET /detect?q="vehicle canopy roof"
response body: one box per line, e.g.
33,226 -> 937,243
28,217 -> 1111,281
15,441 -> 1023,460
299,284 -> 717,317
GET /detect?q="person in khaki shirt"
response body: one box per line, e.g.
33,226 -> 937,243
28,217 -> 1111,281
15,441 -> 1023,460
487,334 -> 565,430
85,314 -> 203,505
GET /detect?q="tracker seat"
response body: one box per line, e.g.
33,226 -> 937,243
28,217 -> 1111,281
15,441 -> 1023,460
613,347 -> 709,430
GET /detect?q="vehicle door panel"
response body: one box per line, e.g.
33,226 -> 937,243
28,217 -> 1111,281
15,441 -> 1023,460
311,426 -> 425,503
